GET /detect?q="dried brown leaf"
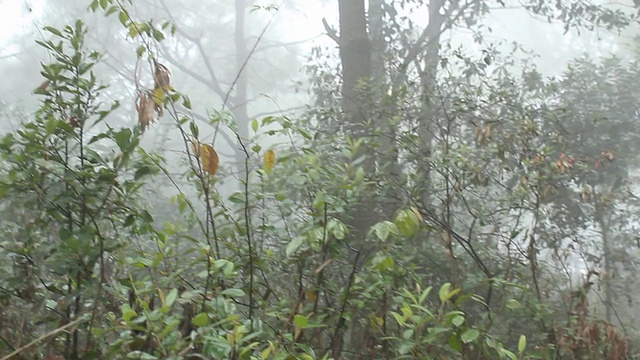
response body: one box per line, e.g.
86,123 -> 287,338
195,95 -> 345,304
34,80 -> 50,94
154,62 -> 171,90
136,91 -> 157,132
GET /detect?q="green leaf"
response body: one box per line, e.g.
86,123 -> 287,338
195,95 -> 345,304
418,286 -> 433,304
165,288 -> 178,307
372,255 -> 395,272
518,334 -> 527,354
136,45 -> 145,58
506,299 -> 522,310
118,10 -> 129,26
113,128 -> 132,152
298,128 -> 312,140
500,348 -> 518,360
460,329 -> 480,344
44,26 -> 63,37
105,5 -> 118,16
452,315 -> 465,327
152,28 -> 165,41
188,121 -> 199,139
354,166 -> 365,183
125,352 -> 158,360
294,314 -> 308,329
0,182 -> 10,198
438,283 -> 460,303
251,118 -> 259,133
328,219 -> 347,240
261,347 -> 271,360
128,23 -> 139,38
213,259 -> 235,277
192,312 -> 209,327
228,192 -> 245,204
182,96 -> 192,110
121,304 -> 137,322
134,165 -> 154,179
221,288 -> 245,297
394,209 -> 421,238
88,133 -> 110,144
286,236 -> 305,257
159,319 -> 180,340
371,221 -> 396,242
45,117 -> 58,135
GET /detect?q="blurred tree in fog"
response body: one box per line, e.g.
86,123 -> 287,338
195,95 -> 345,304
2,1 -> 640,359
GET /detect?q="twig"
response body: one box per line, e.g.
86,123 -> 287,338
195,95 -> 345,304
213,7 -> 277,147
0,315 -> 89,360
322,18 -> 339,44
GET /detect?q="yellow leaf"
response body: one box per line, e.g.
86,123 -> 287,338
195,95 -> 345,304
199,144 -> 219,175
264,149 -> 276,170
305,290 -> 317,303
152,87 -> 165,106
410,207 -> 423,222
294,326 -> 302,341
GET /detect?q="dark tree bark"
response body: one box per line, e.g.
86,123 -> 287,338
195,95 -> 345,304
338,0 -> 371,130
338,0 -> 376,241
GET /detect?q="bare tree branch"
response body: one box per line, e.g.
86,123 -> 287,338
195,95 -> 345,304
159,0 -> 229,103
322,18 -> 340,44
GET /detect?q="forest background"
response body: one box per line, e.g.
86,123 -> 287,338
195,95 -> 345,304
2,0 -> 640,359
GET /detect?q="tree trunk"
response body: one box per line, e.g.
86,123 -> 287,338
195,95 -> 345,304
338,0 -> 375,241
369,0 -> 403,219
233,0 -> 250,172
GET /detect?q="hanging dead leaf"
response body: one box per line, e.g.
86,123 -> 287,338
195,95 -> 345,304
34,79 -> 50,93
135,91 -> 157,132
153,61 -> 172,90
533,154 -> 544,165
191,140 -> 201,157
518,176 -> 528,188
264,149 -> 276,170
580,186 -> 592,203
199,144 -> 219,175
601,150 -> 615,161
555,153 -> 573,173
594,160 -> 603,169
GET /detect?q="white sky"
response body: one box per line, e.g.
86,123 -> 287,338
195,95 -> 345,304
0,0 -> 44,52
0,1 -> 29,32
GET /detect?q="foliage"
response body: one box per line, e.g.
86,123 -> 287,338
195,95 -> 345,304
1,0 -> 640,359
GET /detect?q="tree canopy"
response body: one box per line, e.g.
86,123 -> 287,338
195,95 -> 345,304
1,0 -> 640,359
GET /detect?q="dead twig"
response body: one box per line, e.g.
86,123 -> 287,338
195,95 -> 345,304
0,315 -> 89,360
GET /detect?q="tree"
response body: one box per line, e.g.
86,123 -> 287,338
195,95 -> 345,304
2,0 -> 640,359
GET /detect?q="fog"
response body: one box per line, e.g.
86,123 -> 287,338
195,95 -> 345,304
1,0 -> 640,358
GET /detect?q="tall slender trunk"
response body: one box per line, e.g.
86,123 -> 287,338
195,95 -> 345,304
234,0 -> 250,174
596,200 -> 614,322
369,0 -> 402,219
417,0 -> 446,208
338,0 -> 375,241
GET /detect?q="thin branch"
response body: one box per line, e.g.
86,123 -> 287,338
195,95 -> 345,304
161,49 -> 227,100
0,315 -> 89,360
158,0 -> 227,101
322,18 -> 340,44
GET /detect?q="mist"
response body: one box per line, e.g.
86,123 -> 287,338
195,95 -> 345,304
1,0 -> 639,359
